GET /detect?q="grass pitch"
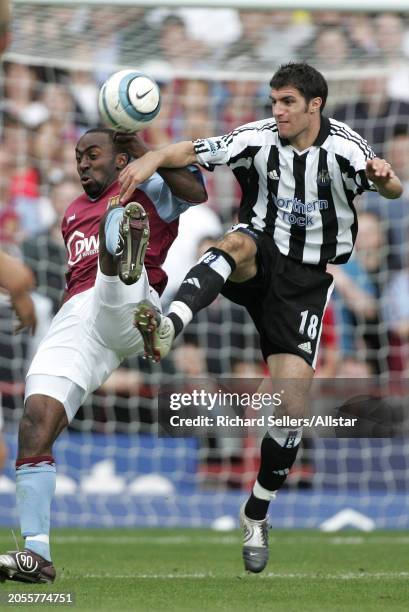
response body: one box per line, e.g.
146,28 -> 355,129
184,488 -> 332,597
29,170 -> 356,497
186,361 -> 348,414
0,529 -> 409,611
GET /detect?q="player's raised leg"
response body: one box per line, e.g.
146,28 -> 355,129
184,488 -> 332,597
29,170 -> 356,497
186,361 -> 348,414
92,204 -> 159,358
101,202 -> 150,284
134,229 -> 256,361
0,381 -> 83,583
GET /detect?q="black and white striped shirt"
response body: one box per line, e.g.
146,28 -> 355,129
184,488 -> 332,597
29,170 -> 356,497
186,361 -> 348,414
193,116 -> 376,266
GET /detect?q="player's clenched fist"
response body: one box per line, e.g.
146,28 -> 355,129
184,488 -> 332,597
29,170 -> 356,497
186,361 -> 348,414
366,157 -> 395,180
365,157 -> 402,198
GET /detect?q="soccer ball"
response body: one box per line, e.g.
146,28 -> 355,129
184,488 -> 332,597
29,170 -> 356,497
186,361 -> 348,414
98,70 -> 161,133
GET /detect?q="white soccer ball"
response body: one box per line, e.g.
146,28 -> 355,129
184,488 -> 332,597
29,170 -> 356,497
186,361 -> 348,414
98,69 -> 161,133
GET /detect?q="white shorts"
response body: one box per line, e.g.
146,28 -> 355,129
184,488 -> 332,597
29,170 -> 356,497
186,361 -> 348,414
25,374 -> 86,423
25,267 -> 160,419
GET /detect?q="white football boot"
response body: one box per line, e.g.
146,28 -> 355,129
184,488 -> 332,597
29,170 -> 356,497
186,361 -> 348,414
240,503 -> 269,573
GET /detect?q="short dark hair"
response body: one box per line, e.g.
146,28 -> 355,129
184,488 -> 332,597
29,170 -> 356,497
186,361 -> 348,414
82,128 -> 129,157
270,62 -> 328,112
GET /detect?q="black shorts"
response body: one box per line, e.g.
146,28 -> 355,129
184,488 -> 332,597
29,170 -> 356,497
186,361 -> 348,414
221,229 -> 334,367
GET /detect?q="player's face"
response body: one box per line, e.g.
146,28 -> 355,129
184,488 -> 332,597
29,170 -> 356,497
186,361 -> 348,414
270,86 -> 320,146
75,133 -> 119,199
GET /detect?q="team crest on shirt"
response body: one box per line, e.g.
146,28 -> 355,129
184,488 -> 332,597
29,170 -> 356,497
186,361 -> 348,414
107,195 -> 121,209
317,169 -> 331,187
206,138 -> 223,156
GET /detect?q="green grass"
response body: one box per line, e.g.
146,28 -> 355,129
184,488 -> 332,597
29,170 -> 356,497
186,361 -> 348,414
1,529 -> 409,611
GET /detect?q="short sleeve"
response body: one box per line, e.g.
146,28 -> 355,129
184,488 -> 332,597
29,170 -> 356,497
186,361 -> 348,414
344,133 -> 377,195
193,123 -> 258,170
140,166 -> 204,223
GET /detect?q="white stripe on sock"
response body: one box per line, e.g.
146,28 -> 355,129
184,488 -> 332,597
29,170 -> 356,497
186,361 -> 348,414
26,534 -> 49,545
169,301 -> 193,328
268,425 -> 303,448
198,252 -> 233,281
253,480 -> 277,501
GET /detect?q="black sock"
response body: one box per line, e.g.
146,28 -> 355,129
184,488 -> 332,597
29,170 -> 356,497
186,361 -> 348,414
245,493 -> 270,521
169,248 -> 236,338
245,433 -> 300,520
168,313 -> 184,336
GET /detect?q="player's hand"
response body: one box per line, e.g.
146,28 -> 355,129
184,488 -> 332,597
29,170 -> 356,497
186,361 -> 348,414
118,151 -> 161,202
113,132 -> 149,158
366,158 -> 396,183
11,291 -> 37,335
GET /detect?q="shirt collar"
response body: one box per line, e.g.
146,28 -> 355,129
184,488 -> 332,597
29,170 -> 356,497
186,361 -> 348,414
278,115 -> 331,148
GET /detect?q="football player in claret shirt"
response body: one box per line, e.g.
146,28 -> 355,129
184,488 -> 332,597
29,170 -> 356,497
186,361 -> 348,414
0,128 -> 206,583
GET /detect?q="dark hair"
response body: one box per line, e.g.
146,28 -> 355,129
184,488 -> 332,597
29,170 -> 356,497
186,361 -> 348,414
270,62 -> 328,112
82,128 -> 129,157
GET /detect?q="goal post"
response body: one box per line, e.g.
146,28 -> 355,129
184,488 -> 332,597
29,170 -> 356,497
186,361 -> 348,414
11,0 -> 409,10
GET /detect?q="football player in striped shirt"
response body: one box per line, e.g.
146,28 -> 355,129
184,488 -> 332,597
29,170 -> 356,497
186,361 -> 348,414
120,62 -> 403,573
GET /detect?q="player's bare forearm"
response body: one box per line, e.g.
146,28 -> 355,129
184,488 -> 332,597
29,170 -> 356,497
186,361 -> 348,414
156,166 -> 207,203
115,135 -> 205,202
11,291 -> 37,334
0,250 -> 34,295
119,141 -> 198,202
366,158 -> 403,199
0,251 -> 37,334
156,141 -> 198,168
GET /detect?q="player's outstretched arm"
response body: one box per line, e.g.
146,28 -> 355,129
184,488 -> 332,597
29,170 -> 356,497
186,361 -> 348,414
155,163 -> 207,204
366,158 -> 403,199
0,250 -> 37,334
119,141 -> 199,203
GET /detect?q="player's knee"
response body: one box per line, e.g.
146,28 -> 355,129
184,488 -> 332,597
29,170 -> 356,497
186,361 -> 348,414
217,232 -> 256,267
18,412 -> 49,456
18,409 -> 51,452
19,397 -> 67,456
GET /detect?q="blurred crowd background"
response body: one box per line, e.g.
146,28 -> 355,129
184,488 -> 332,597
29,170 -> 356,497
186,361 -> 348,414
1,4 -> 409,484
